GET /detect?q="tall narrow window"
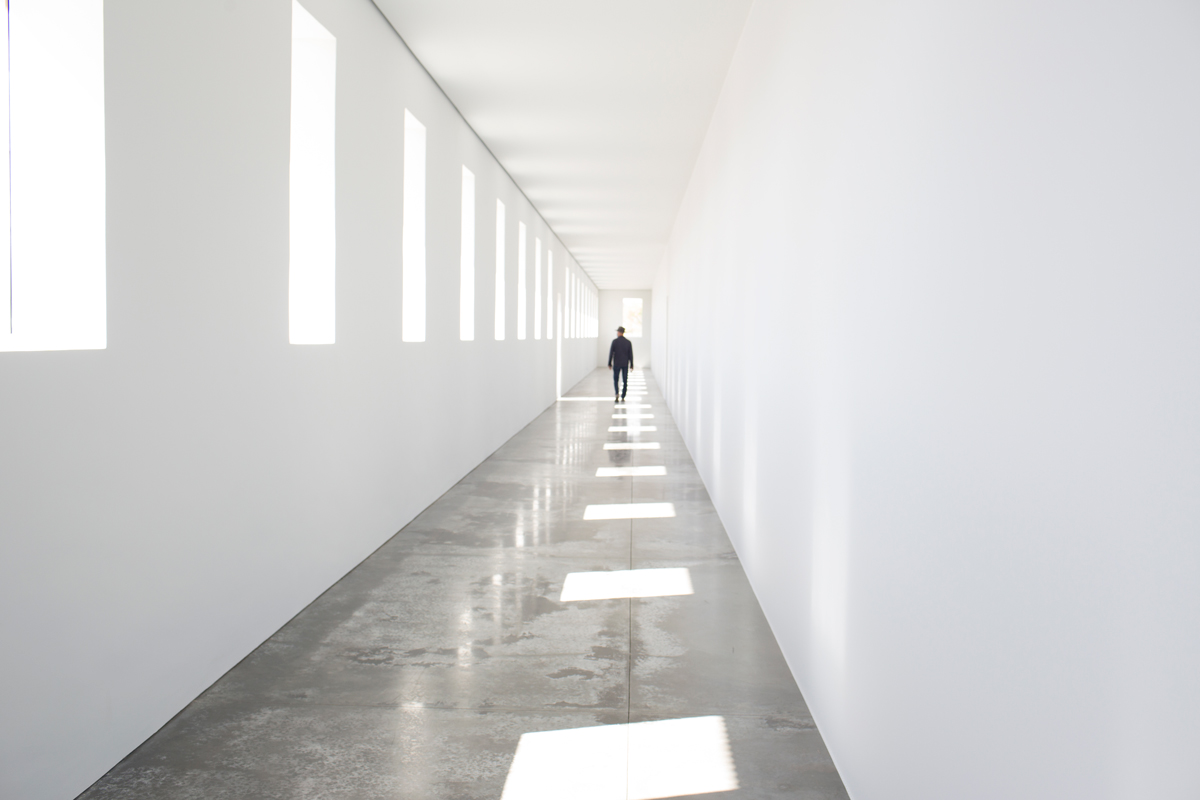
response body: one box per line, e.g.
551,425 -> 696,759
2,4 -> 9,339
566,272 -> 574,339
2,0 -> 106,352
546,251 -> 554,340
459,166 -> 475,341
556,294 -> 562,396
533,238 -> 542,339
494,200 -> 505,340
517,221 -> 527,340
289,1 -> 336,345
401,109 -> 426,342
623,297 -> 644,337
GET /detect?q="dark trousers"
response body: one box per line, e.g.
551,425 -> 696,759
612,364 -> 628,398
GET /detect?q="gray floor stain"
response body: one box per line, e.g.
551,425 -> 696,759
78,369 -> 848,800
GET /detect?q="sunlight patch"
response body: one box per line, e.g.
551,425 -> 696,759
595,466 -> 667,477
583,502 -> 675,520
560,568 -> 693,601
501,716 -> 738,800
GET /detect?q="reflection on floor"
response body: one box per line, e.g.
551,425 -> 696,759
79,368 -> 849,800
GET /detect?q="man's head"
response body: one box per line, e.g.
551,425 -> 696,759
616,326 -> 626,337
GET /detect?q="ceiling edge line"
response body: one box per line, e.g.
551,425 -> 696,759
365,0 -> 599,294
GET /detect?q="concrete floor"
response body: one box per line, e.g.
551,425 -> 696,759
79,369 -> 848,800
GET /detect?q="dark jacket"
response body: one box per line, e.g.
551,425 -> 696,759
608,336 -> 634,369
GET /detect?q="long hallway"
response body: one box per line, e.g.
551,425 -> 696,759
80,369 -> 848,800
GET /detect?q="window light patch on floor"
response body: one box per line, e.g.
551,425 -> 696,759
560,568 -> 692,602
595,466 -> 667,477
500,716 -> 737,800
583,502 -> 674,520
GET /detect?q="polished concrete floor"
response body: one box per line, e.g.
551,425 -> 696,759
79,369 -> 848,800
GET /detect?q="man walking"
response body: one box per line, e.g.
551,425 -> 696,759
608,326 -> 634,402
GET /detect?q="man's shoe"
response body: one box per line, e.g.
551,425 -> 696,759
615,396 -> 621,403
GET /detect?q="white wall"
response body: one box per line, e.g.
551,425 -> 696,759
656,1 -> 1200,798
597,289 -> 652,369
0,2 -> 598,798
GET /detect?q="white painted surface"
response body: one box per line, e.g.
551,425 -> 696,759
370,0 -> 754,290
0,2 -> 597,798
655,1 -> 1200,798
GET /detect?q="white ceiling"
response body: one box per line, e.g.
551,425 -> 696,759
371,0 -> 754,290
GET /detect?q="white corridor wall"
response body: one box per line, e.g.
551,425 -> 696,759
0,2 -> 597,798
654,1 -> 1200,798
